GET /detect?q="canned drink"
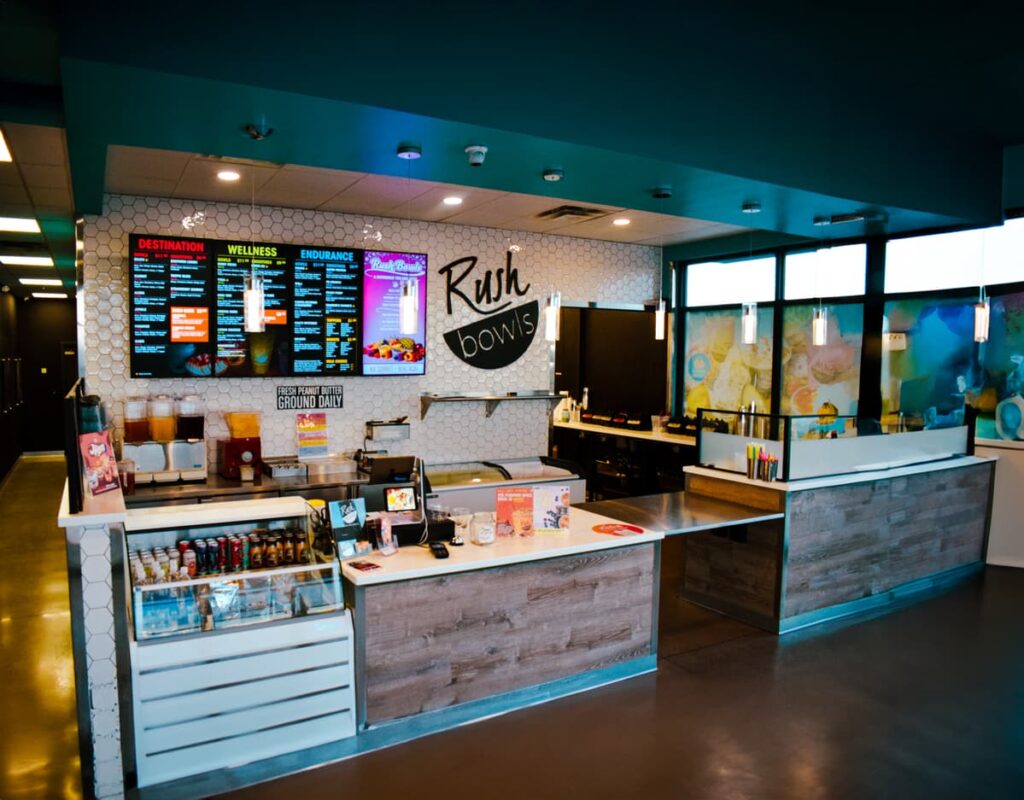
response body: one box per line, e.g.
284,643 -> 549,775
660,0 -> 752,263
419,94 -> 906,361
182,549 -> 197,577
216,537 -> 227,570
195,540 -> 208,574
207,539 -> 220,574
240,535 -> 250,570
177,540 -> 190,557
230,537 -> 243,572
249,534 -> 263,569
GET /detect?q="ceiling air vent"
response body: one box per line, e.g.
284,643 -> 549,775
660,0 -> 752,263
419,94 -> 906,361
536,205 -> 605,221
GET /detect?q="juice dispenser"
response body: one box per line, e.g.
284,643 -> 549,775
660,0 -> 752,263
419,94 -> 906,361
219,411 -> 262,479
124,397 -> 149,443
148,396 -> 176,442
175,396 -> 205,440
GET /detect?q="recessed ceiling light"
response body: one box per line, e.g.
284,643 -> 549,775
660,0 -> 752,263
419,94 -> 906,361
0,217 -> 40,233
741,201 -> 762,214
217,169 -> 241,182
396,144 -> 422,160
442,196 -> 464,206
32,292 -> 68,299
613,218 -> 631,226
19,278 -> 62,286
542,168 -> 564,182
0,255 -> 53,266
0,129 -> 11,162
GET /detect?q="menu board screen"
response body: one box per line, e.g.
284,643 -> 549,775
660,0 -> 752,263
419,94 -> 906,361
214,242 -> 292,377
361,251 -> 428,376
129,235 -> 213,378
128,234 -> 424,378
292,247 -> 362,375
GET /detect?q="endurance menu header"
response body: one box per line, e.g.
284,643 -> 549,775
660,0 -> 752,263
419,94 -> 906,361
128,233 -> 427,379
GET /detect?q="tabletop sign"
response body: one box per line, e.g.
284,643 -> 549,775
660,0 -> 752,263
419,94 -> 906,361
277,385 -> 344,410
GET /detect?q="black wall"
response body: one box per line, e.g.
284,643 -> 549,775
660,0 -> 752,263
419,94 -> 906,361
0,293 -> 24,479
17,298 -> 78,453
555,308 -> 668,415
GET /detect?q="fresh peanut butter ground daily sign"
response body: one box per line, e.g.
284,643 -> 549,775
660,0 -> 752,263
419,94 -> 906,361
439,251 -> 538,369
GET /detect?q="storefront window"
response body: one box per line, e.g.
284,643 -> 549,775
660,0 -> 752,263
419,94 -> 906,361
884,218 -> 1024,294
783,245 -> 866,300
881,297 -> 979,429
780,303 -> 863,416
683,306 -> 774,415
686,256 -> 775,307
977,292 -> 1024,441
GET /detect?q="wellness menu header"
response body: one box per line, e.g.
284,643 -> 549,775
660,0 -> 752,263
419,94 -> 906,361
128,233 -> 427,379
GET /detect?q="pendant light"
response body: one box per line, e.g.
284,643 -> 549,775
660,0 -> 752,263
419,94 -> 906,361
974,286 -> 990,343
242,170 -> 266,332
811,244 -> 827,346
544,289 -> 561,342
399,279 -> 419,335
812,305 -> 828,346
654,298 -> 666,340
741,302 -> 757,345
739,232 -> 756,344
974,232 -> 989,343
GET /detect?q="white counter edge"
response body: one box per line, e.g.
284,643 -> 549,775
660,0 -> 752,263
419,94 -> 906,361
57,479 -> 127,528
553,420 -> 696,447
685,455 -> 997,492
342,508 -> 664,586
124,495 -> 310,532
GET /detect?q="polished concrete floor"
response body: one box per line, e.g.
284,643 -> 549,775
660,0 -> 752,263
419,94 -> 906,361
6,459 -> 1024,799
217,567 -> 1024,800
0,458 -> 82,800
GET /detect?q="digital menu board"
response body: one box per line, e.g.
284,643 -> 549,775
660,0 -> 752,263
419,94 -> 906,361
361,251 -> 427,376
128,234 -> 425,378
129,236 -> 213,378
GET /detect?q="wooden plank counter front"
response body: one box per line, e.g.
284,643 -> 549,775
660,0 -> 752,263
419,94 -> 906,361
342,508 -> 662,729
681,457 -> 996,633
361,544 -> 655,724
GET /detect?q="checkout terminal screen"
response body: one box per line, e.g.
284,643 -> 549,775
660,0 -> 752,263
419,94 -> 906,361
385,486 -> 417,512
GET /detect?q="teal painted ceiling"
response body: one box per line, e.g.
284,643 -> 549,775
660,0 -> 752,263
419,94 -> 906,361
3,1 -> 1024,283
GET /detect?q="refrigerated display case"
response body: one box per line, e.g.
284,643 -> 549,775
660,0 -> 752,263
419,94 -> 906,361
122,496 -> 355,787
424,456 -> 586,512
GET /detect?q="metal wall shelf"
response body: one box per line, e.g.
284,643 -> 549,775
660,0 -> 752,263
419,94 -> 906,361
419,391 -> 561,420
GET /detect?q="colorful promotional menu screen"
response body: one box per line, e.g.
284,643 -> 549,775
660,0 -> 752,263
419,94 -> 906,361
128,234 -> 426,378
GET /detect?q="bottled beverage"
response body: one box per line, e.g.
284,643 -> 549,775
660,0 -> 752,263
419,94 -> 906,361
79,395 -> 106,434
175,395 -> 205,440
282,533 -> 295,565
249,534 -> 263,568
148,396 -> 176,442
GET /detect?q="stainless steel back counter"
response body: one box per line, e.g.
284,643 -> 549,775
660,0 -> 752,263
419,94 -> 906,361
125,472 -> 368,507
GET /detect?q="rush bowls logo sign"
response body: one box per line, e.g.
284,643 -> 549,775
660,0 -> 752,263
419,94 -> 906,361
439,251 -> 538,369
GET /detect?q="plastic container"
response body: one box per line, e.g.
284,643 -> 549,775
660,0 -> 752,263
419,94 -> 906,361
225,411 -> 261,439
470,512 -> 496,546
124,397 -> 149,443
175,395 -> 205,440
79,395 -> 106,434
148,396 -> 176,442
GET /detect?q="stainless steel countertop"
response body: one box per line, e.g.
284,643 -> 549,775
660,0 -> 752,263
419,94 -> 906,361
574,492 -> 783,535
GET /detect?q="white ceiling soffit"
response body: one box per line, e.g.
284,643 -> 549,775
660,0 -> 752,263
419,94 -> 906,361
104,145 -> 753,246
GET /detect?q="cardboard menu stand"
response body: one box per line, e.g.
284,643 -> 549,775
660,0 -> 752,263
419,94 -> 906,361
79,430 -> 121,496
496,486 -> 572,535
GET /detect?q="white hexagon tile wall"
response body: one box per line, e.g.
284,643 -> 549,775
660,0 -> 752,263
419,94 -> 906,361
82,194 -> 660,465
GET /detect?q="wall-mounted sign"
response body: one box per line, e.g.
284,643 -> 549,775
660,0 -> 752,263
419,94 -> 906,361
439,251 -> 537,370
276,385 -> 345,410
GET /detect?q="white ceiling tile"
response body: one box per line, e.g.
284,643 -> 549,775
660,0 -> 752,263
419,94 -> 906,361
318,173 -> 436,215
18,163 -> 69,190
4,123 -> 67,166
105,145 -> 193,190
27,185 -> 74,213
256,164 -> 364,209
172,157 -> 278,203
